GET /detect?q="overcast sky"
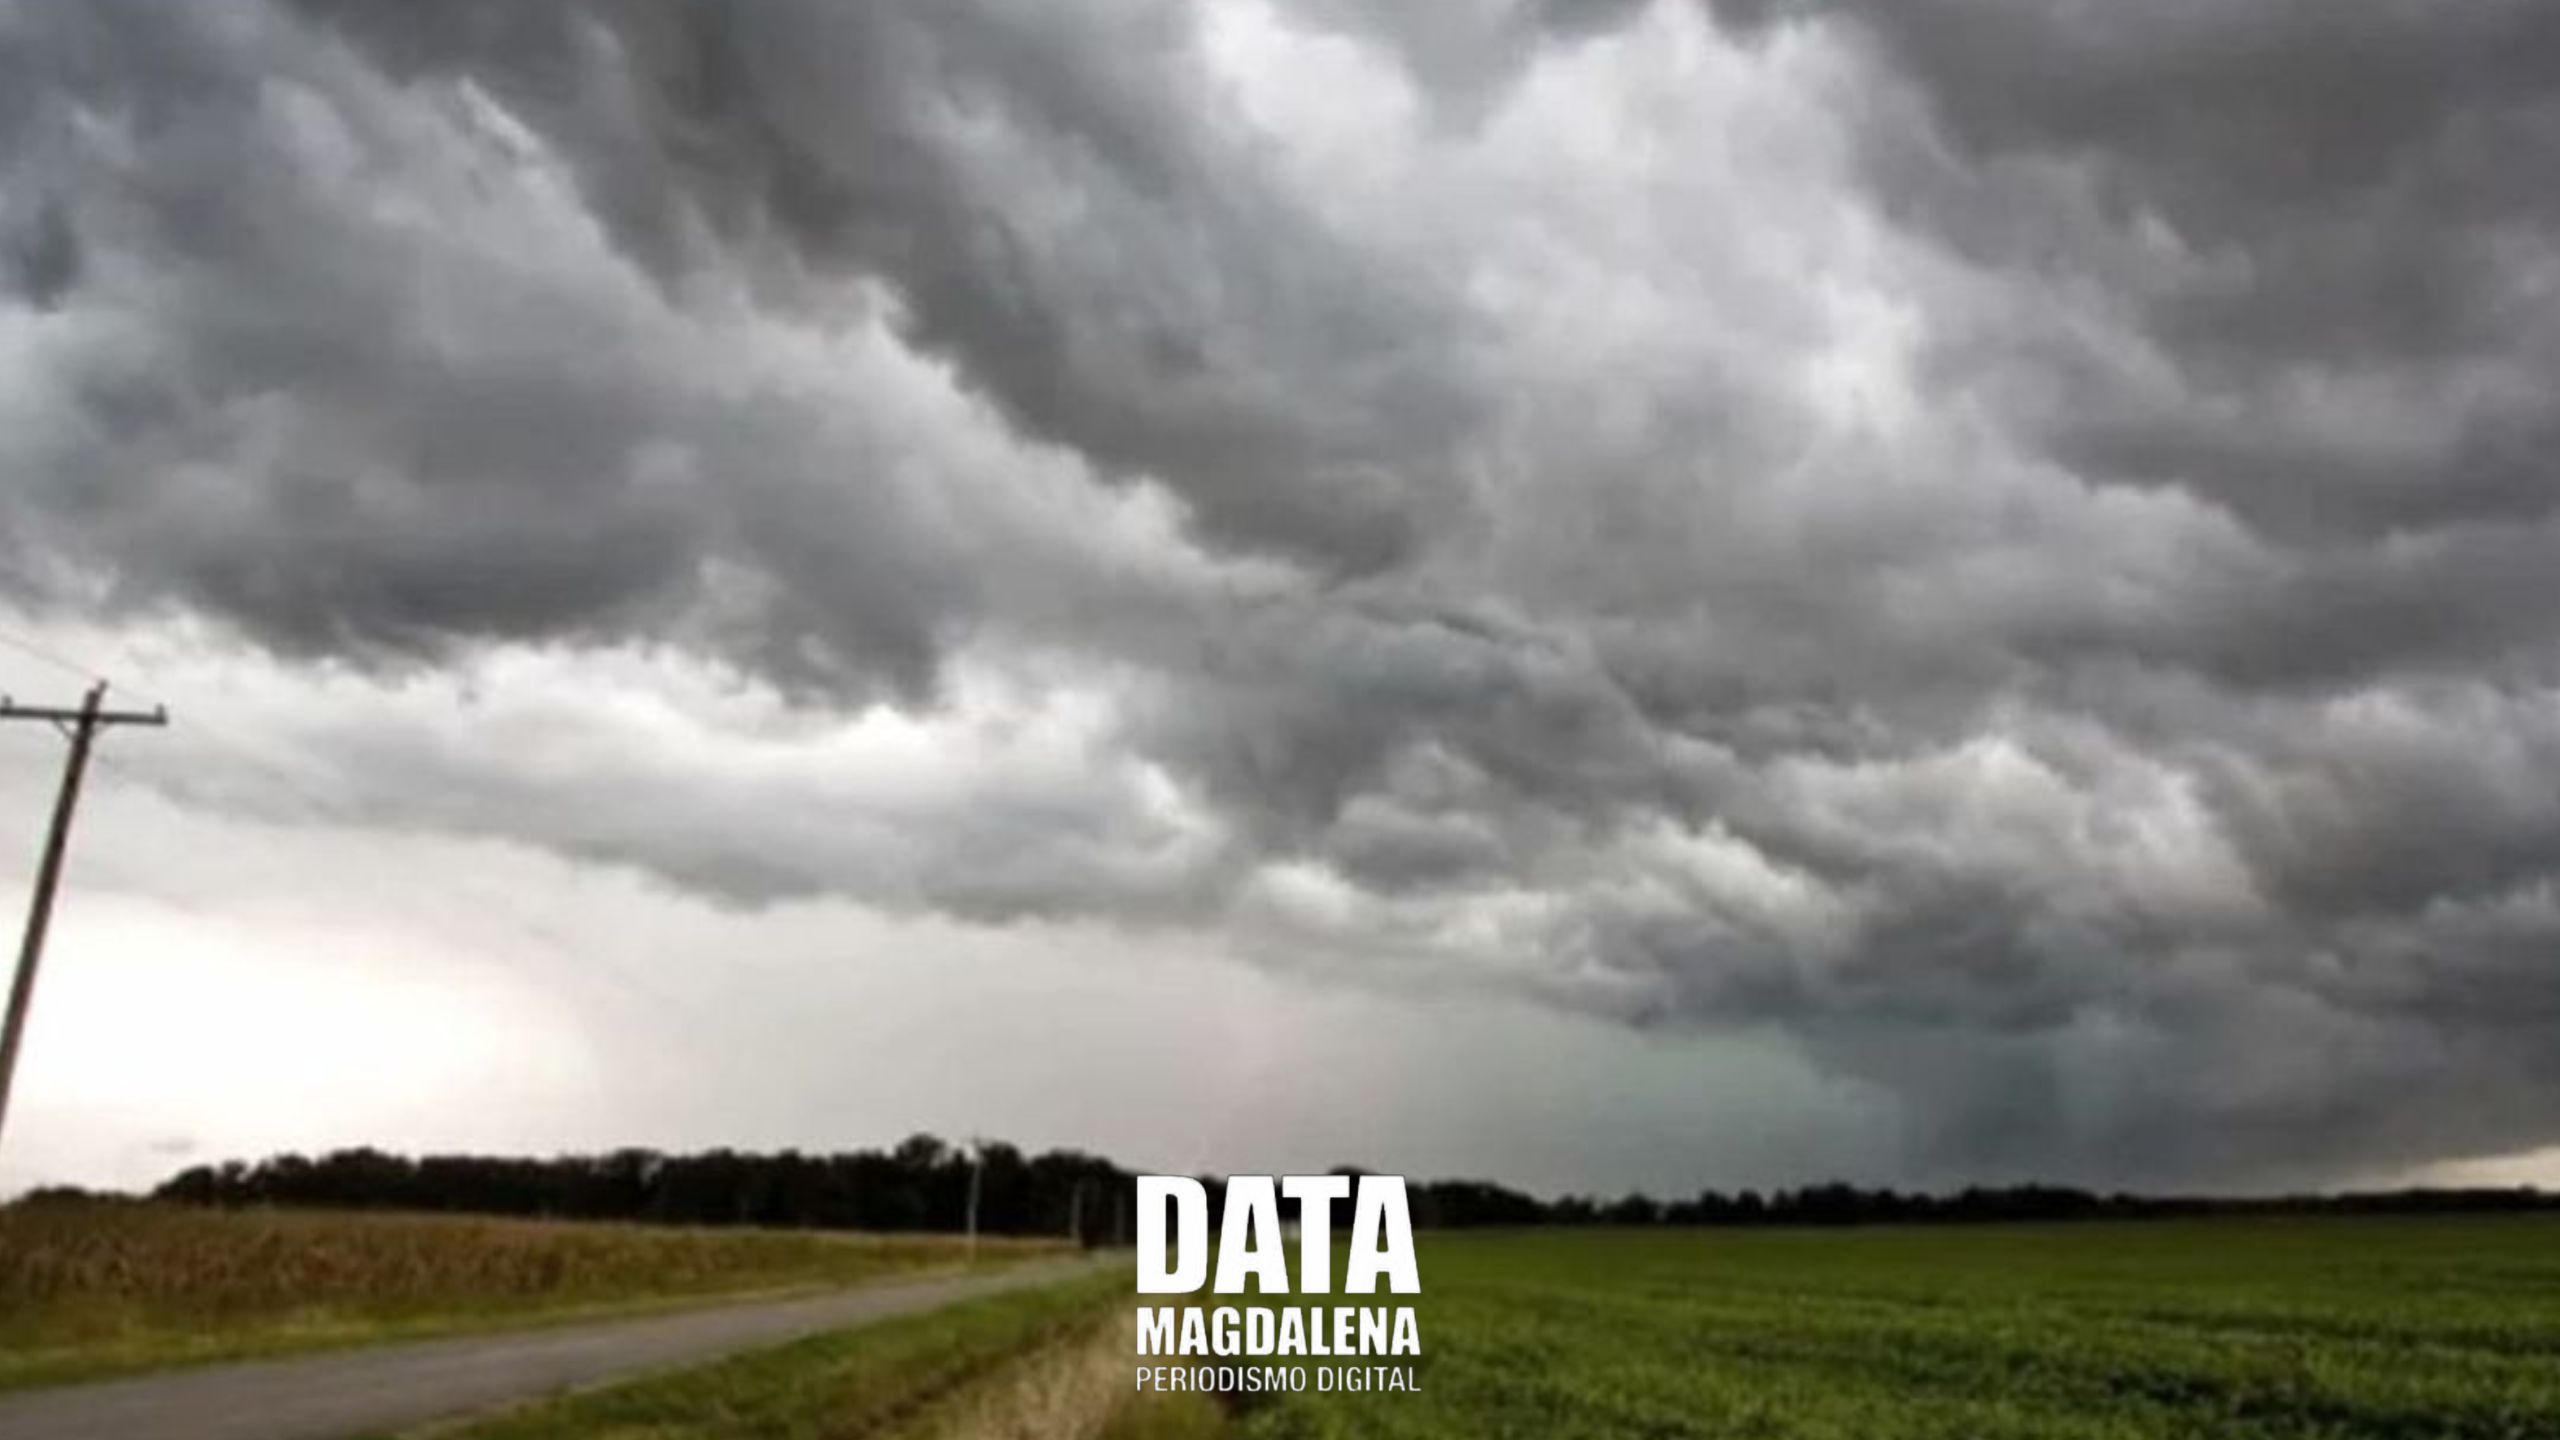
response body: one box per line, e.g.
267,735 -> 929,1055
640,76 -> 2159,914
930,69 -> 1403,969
2,0 -> 2557,1198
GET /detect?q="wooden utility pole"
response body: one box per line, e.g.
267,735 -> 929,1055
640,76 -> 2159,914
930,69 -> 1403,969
0,683 -> 167,1155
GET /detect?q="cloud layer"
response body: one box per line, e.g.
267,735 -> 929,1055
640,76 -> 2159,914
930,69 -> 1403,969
4,0 -> 2557,1186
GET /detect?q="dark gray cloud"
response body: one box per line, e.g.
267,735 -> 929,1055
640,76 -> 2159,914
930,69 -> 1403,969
1723,0 -> 2560,540
4,0 -> 2559,1188
297,0 -> 1477,575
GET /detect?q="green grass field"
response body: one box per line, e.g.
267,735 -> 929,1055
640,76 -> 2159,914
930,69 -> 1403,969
393,1215 -> 2560,1439
0,1200 -> 1060,1391
1226,1218 -> 2560,1438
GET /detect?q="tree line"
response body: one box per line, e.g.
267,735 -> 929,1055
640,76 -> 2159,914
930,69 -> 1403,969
1407,1177 -> 2560,1228
150,1137 -> 1133,1242
127,1141 -> 2558,1235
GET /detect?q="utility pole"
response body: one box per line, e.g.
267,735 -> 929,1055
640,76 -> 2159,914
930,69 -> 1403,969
0,683 -> 167,1156
963,1138 -> 986,1266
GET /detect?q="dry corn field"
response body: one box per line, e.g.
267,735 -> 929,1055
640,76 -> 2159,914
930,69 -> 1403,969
0,1200 -> 1060,1390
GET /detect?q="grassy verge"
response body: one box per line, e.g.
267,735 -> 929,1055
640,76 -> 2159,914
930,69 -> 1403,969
401,1267 -> 1132,1440
1098,1388 -> 1230,1440
0,1200 -> 1061,1392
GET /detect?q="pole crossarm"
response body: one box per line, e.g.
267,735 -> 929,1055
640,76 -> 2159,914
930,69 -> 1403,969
0,699 -> 168,728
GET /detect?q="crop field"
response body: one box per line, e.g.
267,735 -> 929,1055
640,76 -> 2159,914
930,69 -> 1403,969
1222,1218 -> 2560,1438
389,1215 -> 2560,1439
0,1200 -> 1060,1391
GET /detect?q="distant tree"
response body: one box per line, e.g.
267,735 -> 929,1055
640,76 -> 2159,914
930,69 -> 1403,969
1413,1179 -> 1547,1228
1602,1192 -> 1662,1226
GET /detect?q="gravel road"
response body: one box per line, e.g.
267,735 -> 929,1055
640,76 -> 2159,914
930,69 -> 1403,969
0,1254 -> 1117,1440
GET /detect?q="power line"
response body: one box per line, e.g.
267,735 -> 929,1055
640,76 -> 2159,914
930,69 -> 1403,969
0,625 -> 102,683
67,702 -> 815,1128
0,621 -> 173,714
0,656 -> 861,1168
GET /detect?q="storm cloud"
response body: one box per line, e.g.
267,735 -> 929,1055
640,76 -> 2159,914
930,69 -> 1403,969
3,0 -> 2557,1188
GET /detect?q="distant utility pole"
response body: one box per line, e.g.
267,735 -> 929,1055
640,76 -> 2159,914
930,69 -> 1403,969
0,683 -> 167,1156
964,1138 -> 987,1265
